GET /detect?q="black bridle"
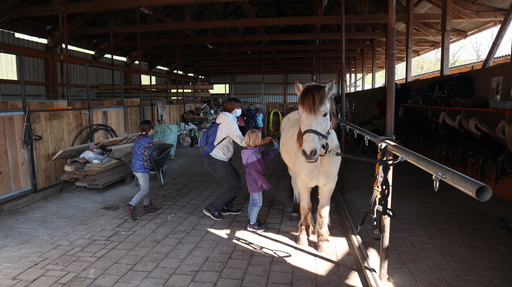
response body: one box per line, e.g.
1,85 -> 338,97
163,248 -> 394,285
300,127 -> 332,157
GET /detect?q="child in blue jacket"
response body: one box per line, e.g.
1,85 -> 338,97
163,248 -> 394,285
241,129 -> 278,232
254,108 -> 264,133
124,120 -> 159,220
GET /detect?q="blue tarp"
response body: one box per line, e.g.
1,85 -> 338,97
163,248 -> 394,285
153,124 -> 178,159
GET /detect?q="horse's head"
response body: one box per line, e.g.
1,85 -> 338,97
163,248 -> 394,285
295,79 -> 336,163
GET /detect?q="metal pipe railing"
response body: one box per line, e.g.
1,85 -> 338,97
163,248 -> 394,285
339,120 -> 493,202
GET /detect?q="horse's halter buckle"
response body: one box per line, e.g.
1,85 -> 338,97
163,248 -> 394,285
300,127 -> 332,157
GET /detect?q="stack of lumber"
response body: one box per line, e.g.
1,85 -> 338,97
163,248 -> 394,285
61,159 -> 132,188
54,133 -> 141,189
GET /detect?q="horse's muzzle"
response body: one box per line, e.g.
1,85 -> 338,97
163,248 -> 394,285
301,148 -> 319,163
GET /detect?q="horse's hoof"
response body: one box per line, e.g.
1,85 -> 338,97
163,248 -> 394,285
317,241 -> 331,253
297,236 -> 308,246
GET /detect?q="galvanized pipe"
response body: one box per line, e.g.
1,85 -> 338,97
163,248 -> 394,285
339,120 -> 493,202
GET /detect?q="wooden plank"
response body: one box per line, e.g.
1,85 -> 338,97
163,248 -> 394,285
87,164 -> 131,184
95,92 -> 211,98
85,159 -> 122,170
86,169 -> 133,188
64,162 -> 86,172
107,143 -> 134,159
52,133 -> 140,160
75,180 -> 88,187
0,117 -> 13,196
13,114 -> 31,189
98,83 -> 213,90
4,115 -> 22,191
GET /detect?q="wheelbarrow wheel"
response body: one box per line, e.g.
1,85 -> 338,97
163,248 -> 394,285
158,167 -> 166,187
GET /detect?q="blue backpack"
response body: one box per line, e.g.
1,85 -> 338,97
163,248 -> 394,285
199,122 -> 227,156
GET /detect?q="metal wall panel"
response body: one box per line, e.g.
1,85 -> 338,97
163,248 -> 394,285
263,74 -> 285,83
235,74 -> 262,83
265,95 -> 285,103
234,83 -> 262,94
22,56 -> 45,82
288,74 -> 313,83
210,75 -> 231,83
264,84 -> 284,95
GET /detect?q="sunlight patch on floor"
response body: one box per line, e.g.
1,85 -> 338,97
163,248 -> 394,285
207,228 -> 364,279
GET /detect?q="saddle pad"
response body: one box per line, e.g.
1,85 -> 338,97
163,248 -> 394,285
476,117 -> 505,144
468,118 -> 481,138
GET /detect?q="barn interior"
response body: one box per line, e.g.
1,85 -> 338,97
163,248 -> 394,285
0,0 -> 512,286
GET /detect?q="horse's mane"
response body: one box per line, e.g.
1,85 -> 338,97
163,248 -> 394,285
296,84 -> 337,147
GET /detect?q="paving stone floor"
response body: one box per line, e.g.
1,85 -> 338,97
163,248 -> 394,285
0,146 -> 368,287
342,148 -> 512,287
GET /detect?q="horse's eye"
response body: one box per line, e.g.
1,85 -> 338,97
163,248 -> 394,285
323,112 -> 328,117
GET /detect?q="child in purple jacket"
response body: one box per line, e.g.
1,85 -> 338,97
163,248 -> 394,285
241,129 -> 278,232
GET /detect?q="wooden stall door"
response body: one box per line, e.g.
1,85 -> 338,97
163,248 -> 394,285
0,113 -> 32,197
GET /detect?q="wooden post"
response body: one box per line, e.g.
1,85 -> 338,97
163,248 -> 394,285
63,0 -> 71,107
441,0 -> 452,76
372,39 -> 376,89
406,0 -> 414,82
380,0 -> 396,282
362,49 -> 366,90
354,56 -> 358,91
348,61 -> 352,93
340,0 -> 346,193
284,74 -> 288,103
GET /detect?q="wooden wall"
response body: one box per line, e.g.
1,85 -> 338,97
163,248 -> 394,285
0,98 -> 201,192
0,114 -> 31,196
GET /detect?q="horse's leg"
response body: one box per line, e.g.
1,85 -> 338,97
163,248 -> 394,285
316,179 -> 337,253
288,168 -> 300,216
297,180 -> 312,246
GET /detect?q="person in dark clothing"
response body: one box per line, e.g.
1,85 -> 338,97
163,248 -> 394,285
203,98 -> 247,220
245,104 -> 257,130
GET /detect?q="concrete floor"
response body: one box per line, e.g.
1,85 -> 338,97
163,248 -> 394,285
0,146 -> 368,287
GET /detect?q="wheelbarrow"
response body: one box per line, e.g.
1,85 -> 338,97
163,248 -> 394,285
150,143 -> 174,187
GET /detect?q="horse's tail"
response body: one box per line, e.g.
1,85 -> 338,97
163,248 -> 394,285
288,179 -> 300,216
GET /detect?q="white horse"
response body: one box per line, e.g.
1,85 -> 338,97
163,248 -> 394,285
280,80 -> 341,253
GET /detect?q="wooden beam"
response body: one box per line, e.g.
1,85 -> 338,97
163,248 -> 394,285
362,49 -> 366,90
116,30 -> 466,47
440,0 -> 452,76
7,0 -> 249,16
406,0 -> 414,82
482,2 -> 512,68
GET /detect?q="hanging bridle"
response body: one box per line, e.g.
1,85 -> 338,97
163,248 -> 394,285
300,126 -> 332,157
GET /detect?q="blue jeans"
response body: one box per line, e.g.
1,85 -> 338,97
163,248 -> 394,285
204,155 -> 241,212
248,192 -> 263,224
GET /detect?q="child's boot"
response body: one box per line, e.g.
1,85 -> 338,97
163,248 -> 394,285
144,202 -> 159,214
123,204 -> 136,221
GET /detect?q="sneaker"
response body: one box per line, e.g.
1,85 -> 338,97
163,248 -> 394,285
247,222 -> 266,233
144,202 -> 159,214
123,204 -> 136,221
203,207 -> 223,221
221,206 -> 242,215
257,221 -> 266,229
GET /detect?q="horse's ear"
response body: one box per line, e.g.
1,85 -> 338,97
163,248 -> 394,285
295,80 -> 303,97
325,79 -> 334,96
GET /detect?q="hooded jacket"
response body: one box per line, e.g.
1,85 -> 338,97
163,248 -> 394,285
255,112 -> 264,128
210,111 -> 247,161
241,146 -> 278,193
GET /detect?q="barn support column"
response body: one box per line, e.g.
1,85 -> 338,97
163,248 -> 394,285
362,49 -> 366,90
354,56 -> 358,91
372,39 -> 376,89
405,0 -> 414,82
63,0 -> 71,107
340,0 -> 346,192
380,0 -> 397,282
440,0 -> 452,76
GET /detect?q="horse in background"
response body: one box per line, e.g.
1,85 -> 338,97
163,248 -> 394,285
280,80 -> 341,253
